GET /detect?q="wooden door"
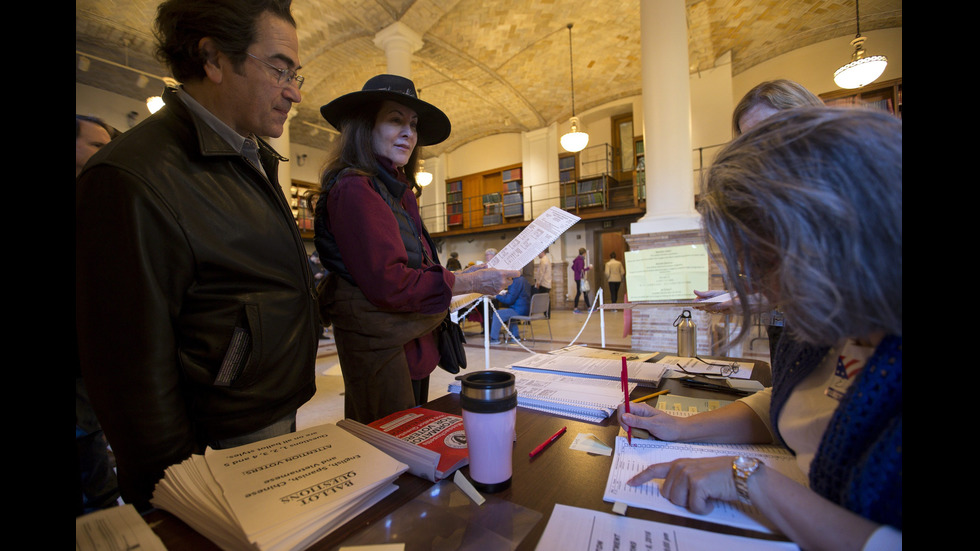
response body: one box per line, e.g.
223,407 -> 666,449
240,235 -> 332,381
598,230 -> 627,302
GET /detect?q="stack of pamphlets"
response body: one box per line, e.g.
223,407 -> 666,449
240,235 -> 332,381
151,423 -> 408,551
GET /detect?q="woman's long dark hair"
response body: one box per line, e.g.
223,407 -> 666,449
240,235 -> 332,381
308,100 -> 422,215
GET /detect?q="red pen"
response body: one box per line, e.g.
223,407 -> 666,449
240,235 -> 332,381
622,356 -> 632,445
529,426 -> 567,457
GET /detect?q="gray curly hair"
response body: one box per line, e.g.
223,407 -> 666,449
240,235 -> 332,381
699,107 -> 902,345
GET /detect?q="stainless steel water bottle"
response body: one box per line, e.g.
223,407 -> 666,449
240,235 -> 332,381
674,309 -> 697,357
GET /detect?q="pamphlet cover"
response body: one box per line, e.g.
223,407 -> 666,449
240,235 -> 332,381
367,408 -> 469,479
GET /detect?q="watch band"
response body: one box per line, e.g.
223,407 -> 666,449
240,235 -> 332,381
732,456 -> 761,504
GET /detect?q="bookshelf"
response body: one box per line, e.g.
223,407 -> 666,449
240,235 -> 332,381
436,163 -> 522,233
482,192 -> 503,226
502,167 -> 523,218
446,179 -> 463,227
574,144 -> 613,210
559,153 -> 577,209
576,176 -> 607,208
819,78 -> 902,118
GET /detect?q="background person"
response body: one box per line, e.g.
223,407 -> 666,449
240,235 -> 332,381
76,115 -> 115,178
489,271 -> 531,344
314,74 -> 518,424
572,247 -> 591,313
76,0 -> 317,511
604,251 -> 624,304
75,114 -> 120,515
446,251 -> 462,271
619,108 -> 902,551
533,248 -> 551,295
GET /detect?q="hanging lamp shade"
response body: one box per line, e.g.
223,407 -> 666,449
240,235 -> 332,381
834,37 -> 887,89
560,116 -> 589,152
416,171 -> 433,187
416,159 -> 433,187
560,23 -> 589,153
833,0 -> 887,89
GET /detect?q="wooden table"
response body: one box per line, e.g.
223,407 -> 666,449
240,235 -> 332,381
146,356 -> 788,550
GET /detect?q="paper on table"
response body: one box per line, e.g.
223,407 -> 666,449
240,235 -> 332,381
628,292 -> 734,307
569,433 -> 613,456
659,355 -> 754,379
76,503 -> 168,551
510,353 -> 668,387
548,344 -> 659,363
448,366 -> 633,423
535,504 -> 799,551
603,437 -> 806,534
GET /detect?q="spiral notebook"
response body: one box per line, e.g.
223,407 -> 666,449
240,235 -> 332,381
508,353 -> 667,388
448,366 -> 633,423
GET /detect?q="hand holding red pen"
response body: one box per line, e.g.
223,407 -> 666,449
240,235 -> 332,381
621,356 -> 632,445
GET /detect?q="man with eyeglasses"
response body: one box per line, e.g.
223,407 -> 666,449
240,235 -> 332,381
76,0 -> 317,511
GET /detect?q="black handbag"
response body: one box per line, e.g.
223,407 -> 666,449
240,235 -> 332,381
437,314 -> 467,374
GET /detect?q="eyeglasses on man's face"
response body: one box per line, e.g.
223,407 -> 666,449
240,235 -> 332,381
246,53 -> 304,90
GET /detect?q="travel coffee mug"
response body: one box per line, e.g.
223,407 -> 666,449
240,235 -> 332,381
459,370 -> 517,492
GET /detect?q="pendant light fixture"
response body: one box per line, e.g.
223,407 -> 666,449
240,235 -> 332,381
416,158 -> 433,187
833,0 -> 888,89
560,23 -> 589,153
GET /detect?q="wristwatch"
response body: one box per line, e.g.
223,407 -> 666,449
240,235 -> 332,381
732,456 -> 762,504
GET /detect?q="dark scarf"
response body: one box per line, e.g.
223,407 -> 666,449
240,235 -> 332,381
771,332 -> 902,529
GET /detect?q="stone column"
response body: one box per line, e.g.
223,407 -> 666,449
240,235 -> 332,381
373,21 -> 424,78
632,0 -> 700,234
626,0 -> 715,355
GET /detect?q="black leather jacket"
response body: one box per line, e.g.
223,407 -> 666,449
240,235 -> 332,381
76,87 -> 318,508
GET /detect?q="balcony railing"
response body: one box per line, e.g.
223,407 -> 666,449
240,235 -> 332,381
423,142 -> 728,236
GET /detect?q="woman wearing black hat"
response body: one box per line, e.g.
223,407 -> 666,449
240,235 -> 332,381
313,74 -> 519,424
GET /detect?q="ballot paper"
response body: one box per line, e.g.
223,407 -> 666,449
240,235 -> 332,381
450,206 -> 580,312
486,206 -> 580,271
603,437 -> 806,534
535,504 -> 799,551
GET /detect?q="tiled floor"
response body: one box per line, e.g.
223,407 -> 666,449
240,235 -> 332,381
296,306 -> 633,430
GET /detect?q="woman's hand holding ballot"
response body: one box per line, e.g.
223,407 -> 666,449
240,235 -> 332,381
452,264 -> 521,296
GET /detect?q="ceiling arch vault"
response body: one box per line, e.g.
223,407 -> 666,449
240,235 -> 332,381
76,0 -> 902,156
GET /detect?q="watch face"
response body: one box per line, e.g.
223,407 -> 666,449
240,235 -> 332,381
736,456 -> 758,470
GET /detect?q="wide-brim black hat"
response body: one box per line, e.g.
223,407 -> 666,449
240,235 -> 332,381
320,74 -> 451,146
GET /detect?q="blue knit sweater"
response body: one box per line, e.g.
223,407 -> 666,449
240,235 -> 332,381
770,332 -> 902,529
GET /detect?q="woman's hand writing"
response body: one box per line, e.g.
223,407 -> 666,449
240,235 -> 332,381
617,402 -> 686,442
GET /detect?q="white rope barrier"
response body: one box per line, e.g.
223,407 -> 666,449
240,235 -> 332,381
477,287 -> 606,356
